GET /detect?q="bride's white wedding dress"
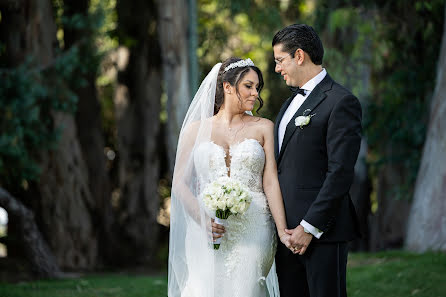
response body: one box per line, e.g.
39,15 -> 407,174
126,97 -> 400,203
183,138 -> 277,297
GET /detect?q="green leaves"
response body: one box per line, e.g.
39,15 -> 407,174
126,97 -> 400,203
0,57 -> 79,188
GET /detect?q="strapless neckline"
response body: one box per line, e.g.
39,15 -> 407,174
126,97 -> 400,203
208,138 -> 263,177
209,138 -> 262,150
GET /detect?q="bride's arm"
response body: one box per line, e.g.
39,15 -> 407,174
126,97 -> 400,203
261,119 -> 289,244
172,122 -> 225,238
172,122 -> 203,223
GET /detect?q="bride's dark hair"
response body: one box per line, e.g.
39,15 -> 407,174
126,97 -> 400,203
214,57 -> 264,115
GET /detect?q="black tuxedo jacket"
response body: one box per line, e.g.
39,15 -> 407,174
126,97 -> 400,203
274,74 -> 361,242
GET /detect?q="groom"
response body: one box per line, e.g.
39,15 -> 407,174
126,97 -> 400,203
273,24 -> 362,297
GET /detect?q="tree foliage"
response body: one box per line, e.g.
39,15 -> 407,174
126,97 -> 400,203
0,52 -> 80,188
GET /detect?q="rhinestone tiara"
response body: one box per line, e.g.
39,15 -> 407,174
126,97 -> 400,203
224,58 -> 255,72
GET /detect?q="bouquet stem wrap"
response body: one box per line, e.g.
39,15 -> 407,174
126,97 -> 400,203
213,215 -> 228,249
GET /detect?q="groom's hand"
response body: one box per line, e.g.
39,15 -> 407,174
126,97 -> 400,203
211,218 -> 225,241
286,225 -> 313,255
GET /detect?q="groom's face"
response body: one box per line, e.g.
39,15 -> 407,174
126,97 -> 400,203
273,44 -> 299,87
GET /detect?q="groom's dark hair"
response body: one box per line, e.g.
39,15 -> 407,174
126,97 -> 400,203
272,24 -> 324,65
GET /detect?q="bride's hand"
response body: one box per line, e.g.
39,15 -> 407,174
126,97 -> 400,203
279,232 -> 292,249
211,218 -> 226,241
280,233 -> 301,253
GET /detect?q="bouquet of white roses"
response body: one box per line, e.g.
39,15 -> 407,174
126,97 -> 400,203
202,176 -> 252,249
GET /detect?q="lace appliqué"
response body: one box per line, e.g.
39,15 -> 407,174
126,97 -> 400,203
229,139 -> 265,192
220,213 -> 249,277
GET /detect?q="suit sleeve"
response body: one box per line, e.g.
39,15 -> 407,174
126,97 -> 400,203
303,94 -> 362,233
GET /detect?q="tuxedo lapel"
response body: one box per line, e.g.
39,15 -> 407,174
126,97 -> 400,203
277,75 -> 334,165
274,96 -> 294,161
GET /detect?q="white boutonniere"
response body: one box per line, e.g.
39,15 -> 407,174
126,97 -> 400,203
295,109 -> 316,129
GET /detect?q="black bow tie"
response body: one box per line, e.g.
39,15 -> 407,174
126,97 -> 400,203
289,86 -> 306,96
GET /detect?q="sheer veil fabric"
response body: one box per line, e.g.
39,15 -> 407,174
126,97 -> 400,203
168,63 -> 280,297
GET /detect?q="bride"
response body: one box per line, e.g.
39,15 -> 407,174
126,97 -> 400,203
168,57 -> 291,297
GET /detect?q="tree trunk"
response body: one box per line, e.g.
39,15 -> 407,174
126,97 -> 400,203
369,163 -> 411,251
406,5 -> 446,252
113,0 -> 162,265
0,188 -> 61,278
158,0 -> 193,174
38,112 -> 98,269
0,0 -> 98,270
63,0 -> 115,265
0,0 -> 54,68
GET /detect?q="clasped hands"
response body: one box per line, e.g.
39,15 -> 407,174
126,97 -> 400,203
279,225 -> 313,255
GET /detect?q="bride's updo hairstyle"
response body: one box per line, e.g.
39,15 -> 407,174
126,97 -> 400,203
214,57 -> 264,115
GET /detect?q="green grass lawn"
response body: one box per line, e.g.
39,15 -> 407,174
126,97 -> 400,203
348,251 -> 446,297
0,274 -> 167,297
0,251 -> 445,297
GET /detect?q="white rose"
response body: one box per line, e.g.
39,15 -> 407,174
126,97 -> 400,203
215,188 -> 224,199
295,115 -> 311,127
216,200 -> 226,210
226,196 -> 235,208
213,199 -> 220,210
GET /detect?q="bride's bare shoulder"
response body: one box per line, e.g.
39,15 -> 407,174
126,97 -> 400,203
248,116 -> 274,129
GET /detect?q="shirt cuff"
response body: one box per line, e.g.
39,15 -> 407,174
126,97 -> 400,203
300,220 -> 323,239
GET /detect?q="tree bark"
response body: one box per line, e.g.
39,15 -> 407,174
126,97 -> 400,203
406,5 -> 446,252
158,0 -> 193,174
0,188 -> 61,278
0,0 -> 55,68
63,0 -> 115,265
37,112 -> 98,269
113,0 -> 162,265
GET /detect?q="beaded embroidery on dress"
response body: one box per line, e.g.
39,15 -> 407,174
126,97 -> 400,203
191,138 -> 278,297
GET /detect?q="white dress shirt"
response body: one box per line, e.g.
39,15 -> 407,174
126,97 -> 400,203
278,68 -> 327,151
278,68 -> 327,239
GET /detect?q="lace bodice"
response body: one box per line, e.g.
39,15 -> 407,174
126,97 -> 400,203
194,138 -> 265,192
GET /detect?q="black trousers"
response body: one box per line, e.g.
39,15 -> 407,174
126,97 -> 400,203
275,241 -> 348,297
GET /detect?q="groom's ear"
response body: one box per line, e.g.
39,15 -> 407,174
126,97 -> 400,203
294,48 -> 305,66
